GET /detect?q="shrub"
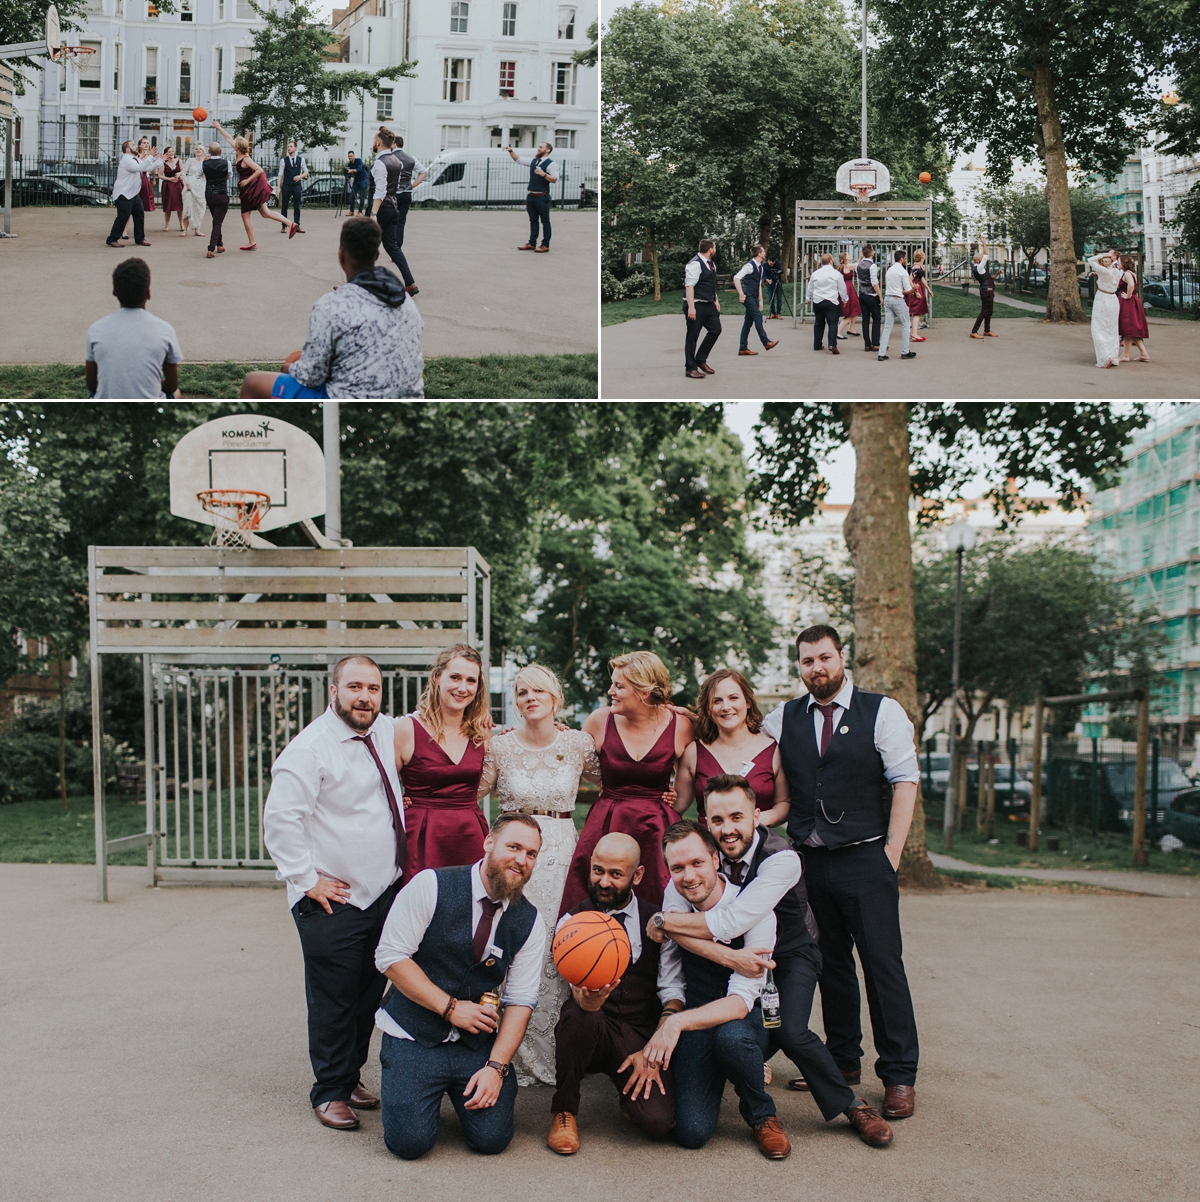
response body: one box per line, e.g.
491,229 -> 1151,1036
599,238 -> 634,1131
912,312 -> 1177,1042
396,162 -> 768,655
0,735 -> 94,805
622,271 -> 654,299
601,268 -> 626,303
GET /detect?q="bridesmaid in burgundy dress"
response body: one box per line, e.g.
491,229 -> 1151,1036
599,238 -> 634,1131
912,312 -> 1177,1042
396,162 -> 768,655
160,147 -> 185,233
836,251 -> 862,341
560,651 -> 693,915
394,643 -> 491,883
1118,255 -> 1151,362
673,668 -> 790,827
213,120 -> 297,249
137,138 -> 157,216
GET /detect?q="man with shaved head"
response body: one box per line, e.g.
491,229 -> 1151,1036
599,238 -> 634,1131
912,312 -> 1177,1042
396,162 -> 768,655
547,833 -> 675,1153
265,654 -> 407,1131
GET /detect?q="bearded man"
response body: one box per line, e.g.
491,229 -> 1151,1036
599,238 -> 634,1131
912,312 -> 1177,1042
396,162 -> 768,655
761,624 -> 922,1121
373,812 -> 546,1159
264,655 -> 407,1131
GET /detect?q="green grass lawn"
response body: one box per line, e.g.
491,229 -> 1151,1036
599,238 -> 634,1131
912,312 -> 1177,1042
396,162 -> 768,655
0,354 -> 597,400
927,803 -> 1200,876
0,794 -> 151,865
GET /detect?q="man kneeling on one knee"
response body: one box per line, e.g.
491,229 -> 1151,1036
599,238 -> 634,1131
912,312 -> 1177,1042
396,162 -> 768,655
641,820 -> 791,1159
373,813 -> 546,1160
548,833 -> 676,1154
648,777 -> 894,1147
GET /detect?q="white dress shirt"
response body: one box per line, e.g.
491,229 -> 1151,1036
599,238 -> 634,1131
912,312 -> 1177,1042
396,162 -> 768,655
374,861 -> 547,1040
806,263 -> 849,305
370,151 -> 429,199
554,891 -> 642,966
684,256 -> 716,289
734,260 -> 763,282
657,878 -> 775,1011
263,706 -> 404,910
515,154 -> 558,187
762,679 -> 920,847
112,153 -> 162,201
885,262 -> 913,298
704,831 -> 802,944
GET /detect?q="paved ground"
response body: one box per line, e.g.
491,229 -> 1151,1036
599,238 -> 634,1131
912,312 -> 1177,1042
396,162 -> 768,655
2,864 -> 1195,1201
0,208 -> 597,364
600,312 -> 1200,399
929,852 -> 1200,897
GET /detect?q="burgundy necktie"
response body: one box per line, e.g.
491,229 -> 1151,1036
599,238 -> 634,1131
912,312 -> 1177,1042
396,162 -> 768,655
728,860 -> 747,886
353,734 -> 406,870
818,703 -> 838,757
473,896 -> 501,963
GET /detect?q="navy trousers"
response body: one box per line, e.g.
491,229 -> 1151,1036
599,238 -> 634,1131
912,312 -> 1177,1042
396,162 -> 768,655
526,192 -> 552,246
859,292 -> 882,347
280,183 -> 302,224
739,295 -> 769,349
684,301 -> 722,371
813,298 -> 841,349
377,198 -> 415,287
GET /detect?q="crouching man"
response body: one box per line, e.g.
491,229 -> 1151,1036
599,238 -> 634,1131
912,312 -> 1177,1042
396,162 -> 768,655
373,813 -> 546,1159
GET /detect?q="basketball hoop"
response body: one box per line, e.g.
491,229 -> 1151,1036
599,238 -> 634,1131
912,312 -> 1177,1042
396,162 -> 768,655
849,182 -> 873,205
197,489 -> 271,549
51,44 -> 96,73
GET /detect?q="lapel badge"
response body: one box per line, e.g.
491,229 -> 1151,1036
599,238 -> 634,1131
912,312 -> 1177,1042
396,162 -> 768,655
840,726 -> 849,734
485,958 -> 496,967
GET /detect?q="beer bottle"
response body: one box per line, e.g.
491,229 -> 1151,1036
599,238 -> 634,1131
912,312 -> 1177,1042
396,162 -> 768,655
761,967 -> 781,1029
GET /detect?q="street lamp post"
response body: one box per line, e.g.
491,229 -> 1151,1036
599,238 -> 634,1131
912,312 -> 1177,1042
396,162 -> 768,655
943,520 -> 975,850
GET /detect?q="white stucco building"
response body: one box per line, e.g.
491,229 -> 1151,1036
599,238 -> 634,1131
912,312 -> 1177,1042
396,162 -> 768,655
1139,143 -> 1200,272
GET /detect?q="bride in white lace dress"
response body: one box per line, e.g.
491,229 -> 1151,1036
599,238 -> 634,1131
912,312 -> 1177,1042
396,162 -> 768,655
1088,251 -> 1122,368
477,664 -> 599,1087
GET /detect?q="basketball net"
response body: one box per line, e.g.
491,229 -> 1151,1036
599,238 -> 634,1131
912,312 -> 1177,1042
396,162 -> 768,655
51,45 -> 96,74
197,489 -> 270,550
850,183 -> 873,205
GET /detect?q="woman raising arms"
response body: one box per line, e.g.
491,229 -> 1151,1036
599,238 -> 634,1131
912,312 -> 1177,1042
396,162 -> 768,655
393,643 -> 491,883
673,668 -> 790,828
212,120 -> 298,248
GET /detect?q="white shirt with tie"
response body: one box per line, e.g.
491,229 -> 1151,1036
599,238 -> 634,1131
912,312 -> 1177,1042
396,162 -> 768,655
761,678 -> 919,846
263,706 -> 404,910
112,152 -> 162,201
374,861 -> 547,1041
684,256 -> 716,289
703,831 -> 802,944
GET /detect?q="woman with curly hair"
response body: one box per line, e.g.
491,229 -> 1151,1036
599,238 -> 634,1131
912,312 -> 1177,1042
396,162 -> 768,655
213,120 -> 298,249
559,651 -> 694,914
393,643 -> 491,881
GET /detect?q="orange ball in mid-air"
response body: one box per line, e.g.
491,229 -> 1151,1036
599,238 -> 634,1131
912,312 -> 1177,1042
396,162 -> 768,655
552,911 -> 632,989
919,171 -> 932,183
193,106 -> 208,123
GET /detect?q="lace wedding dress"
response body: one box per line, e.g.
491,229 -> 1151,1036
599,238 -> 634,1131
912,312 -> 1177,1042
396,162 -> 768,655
1088,256 -> 1122,367
480,728 -> 599,1086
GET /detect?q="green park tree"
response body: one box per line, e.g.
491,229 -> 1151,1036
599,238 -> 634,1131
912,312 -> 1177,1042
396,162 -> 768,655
573,19 -> 598,69
1158,1 -> 1200,157
751,403 -> 1151,884
232,1 -> 414,150
0,0 -> 87,83
872,0 -> 1178,322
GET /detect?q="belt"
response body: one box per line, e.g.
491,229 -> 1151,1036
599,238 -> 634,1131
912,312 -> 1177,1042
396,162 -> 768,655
1098,287 -> 1117,294
507,807 -> 572,818
527,190 -> 550,196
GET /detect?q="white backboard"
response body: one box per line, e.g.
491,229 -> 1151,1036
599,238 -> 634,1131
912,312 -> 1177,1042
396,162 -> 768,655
170,414 -> 325,532
835,158 -> 891,200
46,5 -> 61,53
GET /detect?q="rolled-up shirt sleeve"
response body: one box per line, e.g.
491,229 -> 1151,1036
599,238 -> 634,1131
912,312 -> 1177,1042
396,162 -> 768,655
761,702 -> 785,743
876,696 -> 920,783
656,882 -> 689,1005
684,259 -> 702,288
705,850 -> 801,943
263,743 -> 322,895
375,870 -> 439,973
371,157 -> 388,200
502,914 -> 548,1010
725,909 -> 775,1009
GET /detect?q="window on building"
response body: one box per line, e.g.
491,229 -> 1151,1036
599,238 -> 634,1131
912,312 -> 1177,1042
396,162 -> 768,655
450,1 -> 469,33
502,2 -> 517,35
216,45 -> 225,92
376,88 -> 393,120
179,47 -> 193,104
443,57 -> 471,102
218,0 -> 225,16
1159,195 -> 1166,222
553,61 -> 576,105
181,0 -> 193,20
113,44 -> 120,92
147,2 -> 159,17
236,0 -> 255,17
79,42 -> 102,88
144,47 -> 158,105
440,125 -> 470,150
78,114 -> 101,160
554,128 -> 575,149
233,45 -> 253,90
557,6 -> 576,38
499,60 -> 515,98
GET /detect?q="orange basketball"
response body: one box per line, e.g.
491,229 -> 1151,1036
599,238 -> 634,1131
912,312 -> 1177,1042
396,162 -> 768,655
552,911 -> 631,990
919,171 -> 932,183
193,107 -> 208,123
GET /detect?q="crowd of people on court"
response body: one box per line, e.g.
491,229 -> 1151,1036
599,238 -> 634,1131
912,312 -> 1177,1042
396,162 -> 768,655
261,628 -> 922,1161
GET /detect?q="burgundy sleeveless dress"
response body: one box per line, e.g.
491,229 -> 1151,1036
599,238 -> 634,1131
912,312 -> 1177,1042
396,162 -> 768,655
1118,274 -> 1150,339
139,168 -> 156,213
236,155 -> 272,212
560,713 -> 679,915
161,161 -> 183,213
400,720 -> 489,882
840,270 -> 862,318
693,741 -> 776,821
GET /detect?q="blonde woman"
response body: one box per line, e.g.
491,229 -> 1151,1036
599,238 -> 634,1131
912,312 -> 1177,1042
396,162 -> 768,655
393,643 -> 491,881
181,143 -> 207,237
477,664 -> 600,1086
560,651 -> 693,914
213,120 -> 297,248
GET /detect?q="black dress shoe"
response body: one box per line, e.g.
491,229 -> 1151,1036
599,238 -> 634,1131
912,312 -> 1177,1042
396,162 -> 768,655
901,351 -> 917,359
877,355 -> 889,361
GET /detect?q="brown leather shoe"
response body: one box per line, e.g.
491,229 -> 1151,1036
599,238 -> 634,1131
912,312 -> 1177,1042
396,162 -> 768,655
349,1082 -> 379,1109
830,345 -> 840,354
697,362 -> 715,374
547,1111 -> 580,1154
739,348 -> 758,355
685,369 -> 706,378
314,1100 -> 359,1129
764,340 -> 779,350
517,243 -> 536,250
846,1102 -> 893,1146
882,1084 -> 915,1118
984,331 -> 999,337
790,1067 -> 860,1091
752,1115 -> 791,1159
534,246 -> 550,253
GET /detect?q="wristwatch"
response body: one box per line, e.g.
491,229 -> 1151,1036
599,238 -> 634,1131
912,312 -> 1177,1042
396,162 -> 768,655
651,912 -> 666,931
485,1059 -> 510,1079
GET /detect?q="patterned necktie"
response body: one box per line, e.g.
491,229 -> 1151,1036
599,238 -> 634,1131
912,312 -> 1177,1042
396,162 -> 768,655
473,896 -> 501,963
818,703 -> 838,757
352,734 -> 406,869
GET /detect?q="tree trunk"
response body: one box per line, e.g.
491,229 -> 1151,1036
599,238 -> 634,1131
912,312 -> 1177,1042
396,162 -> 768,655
759,192 -> 775,252
1032,49 -> 1085,323
650,238 -> 661,302
840,404 -> 938,887
56,648 -> 68,812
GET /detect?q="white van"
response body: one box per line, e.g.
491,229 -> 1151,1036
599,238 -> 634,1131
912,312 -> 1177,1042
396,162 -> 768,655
410,148 -> 586,207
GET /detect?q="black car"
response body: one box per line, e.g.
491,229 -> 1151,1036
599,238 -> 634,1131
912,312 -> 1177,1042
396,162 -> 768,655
1,177 -> 107,206
261,175 -> 352,209
1164,789 -> 1200,848
42,172 -> 111,203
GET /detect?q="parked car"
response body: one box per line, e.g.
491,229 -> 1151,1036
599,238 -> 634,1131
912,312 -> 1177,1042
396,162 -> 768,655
1164,788 -> 1200,848
1142,279 -> 1199,311
1047,755 -> 1191,831
41,172 -> 110,202
410,148 -> 585,207
920,752 -> 1032,806
1024,268 -> 1049,286
1,177 -> 107,206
